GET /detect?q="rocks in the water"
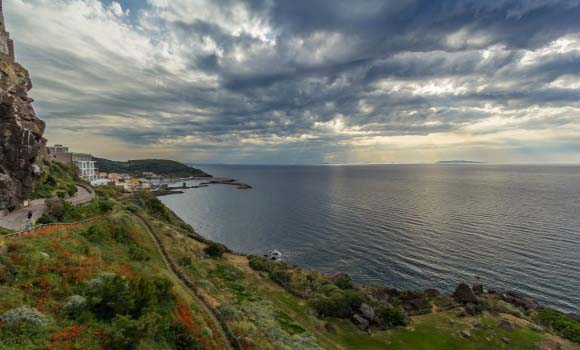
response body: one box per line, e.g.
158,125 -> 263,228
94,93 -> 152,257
460,330 -> 471,338
539,340 -> 563,350
352,314 -> 370,331
453,283 -> 478,304
324,322 -> 336,334
0,59 -> 46,213
501,291 -> 541,311
498,319 -> 513,331
424,289 -> 440,298
472,284 -> 484,294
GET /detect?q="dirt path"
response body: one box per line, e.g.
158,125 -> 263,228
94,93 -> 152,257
132,214 -> 241,350
0,185 -> 95,231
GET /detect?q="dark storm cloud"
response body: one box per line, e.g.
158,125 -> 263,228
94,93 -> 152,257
7,0 -> 580,162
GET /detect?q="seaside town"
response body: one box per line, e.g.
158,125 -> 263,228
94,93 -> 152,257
47,144 -> 172,192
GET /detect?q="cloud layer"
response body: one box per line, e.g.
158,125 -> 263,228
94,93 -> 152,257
6,0 -> 580,163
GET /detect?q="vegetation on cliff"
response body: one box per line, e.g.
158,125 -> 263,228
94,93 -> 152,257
1,187 -> 579,350
94,158 -> 211,178
31,161 -> 78,200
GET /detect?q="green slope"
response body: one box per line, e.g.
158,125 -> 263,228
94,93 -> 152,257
94,158 -> 211,178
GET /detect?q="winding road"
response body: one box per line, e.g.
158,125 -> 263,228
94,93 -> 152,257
0,185 -> 94,231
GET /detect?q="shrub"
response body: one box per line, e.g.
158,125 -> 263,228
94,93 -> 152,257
99,199 -> 114,213
62,295 -> 88,318
128,246 -> 150,262
309,285 -> 366,318
538,309 -> 580,343
331,273 -> 353,290
170,323 -> 200,350
83,274 -> 134,320
376,305 -> 409,328
270,270 -> 291,286
249,255 -> 286,273
83,225 -> 108,242
204,242 -> 226,258
177,256 -> 192,267
0,306 -> 50,326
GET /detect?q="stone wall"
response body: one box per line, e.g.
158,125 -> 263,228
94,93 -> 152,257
0,59 -> 46,213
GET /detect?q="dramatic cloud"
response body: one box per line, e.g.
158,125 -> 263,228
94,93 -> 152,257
5,0 -> 580,163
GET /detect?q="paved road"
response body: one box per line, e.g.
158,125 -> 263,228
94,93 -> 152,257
0,185 -> 94,231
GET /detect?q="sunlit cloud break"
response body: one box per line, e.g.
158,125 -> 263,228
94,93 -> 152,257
6,0 -> 580,163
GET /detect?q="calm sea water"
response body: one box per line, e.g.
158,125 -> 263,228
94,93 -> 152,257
160,164 -> 580,313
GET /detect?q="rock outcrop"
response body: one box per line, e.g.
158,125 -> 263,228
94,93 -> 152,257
0,59 -> 46,213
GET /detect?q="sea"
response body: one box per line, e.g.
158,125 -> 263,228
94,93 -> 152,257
159,164 -> 580,313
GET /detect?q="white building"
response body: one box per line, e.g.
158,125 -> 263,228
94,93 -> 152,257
47,144 -> 97,182
73,153 -> 96,182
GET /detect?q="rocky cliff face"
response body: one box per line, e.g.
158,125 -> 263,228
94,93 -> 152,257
0,59 -> 46,213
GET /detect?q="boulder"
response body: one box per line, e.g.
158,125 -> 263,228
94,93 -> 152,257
424,289 -> 440,298
472,284 -> 484,294
465,302 -> 481,316
404,298 -> 432,315
499,319 -> 513,331
501,291 -> 541,311
460,330 -> 471,338
324,322 -> 336,334
352,314 -> 370,331
359,303 -> 376,322
453,283 -> 478,304
539,340 -> 563,350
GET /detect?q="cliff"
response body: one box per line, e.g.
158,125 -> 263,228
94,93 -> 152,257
0,59 -> 46,213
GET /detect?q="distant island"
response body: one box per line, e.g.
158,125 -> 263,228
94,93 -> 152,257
436,160 -> 487,164
94,158 -> 211,178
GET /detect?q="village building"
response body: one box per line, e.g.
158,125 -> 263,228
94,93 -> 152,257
47,144 -> 97,182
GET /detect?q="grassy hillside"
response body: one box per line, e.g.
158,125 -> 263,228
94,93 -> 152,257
94,158 -> 211,178
31,161 -> 78,200
1,188 -> 579,350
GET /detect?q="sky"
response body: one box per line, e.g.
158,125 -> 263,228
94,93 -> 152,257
5,0 -> 580,164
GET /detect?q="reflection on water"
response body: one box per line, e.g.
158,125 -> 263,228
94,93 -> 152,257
160,164 -> 580,312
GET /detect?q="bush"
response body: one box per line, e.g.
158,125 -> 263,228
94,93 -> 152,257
128,246 -> 150,262
83,225 -> 108,242
204,242 -> 226,258
538,309 -> 580,343
0,306 -> 50,326
270,270 -> 291,286
83,274 -> 134,320
99,199 -> 114,213
249,255 -> 286,273
376,305 -> 409,328
309,285 -> 366,318
62,295 -> 88,318
82,274 -> 173,321
177,256 -> 192,267
331,273 -> 354,290
170,323 -> 200,350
